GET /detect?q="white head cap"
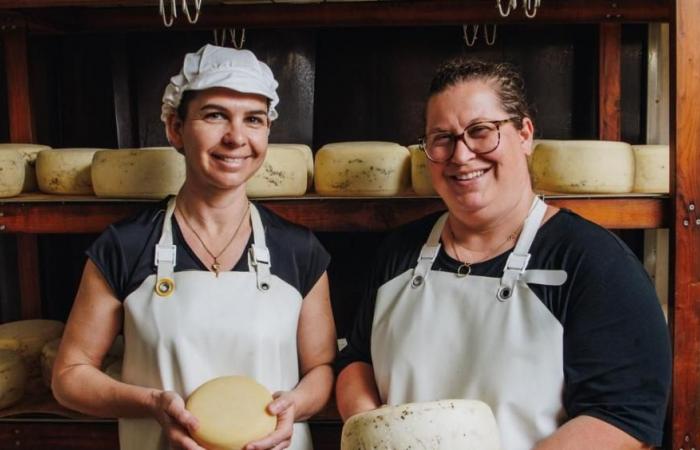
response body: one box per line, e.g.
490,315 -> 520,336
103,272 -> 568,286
161,44 -> 279,123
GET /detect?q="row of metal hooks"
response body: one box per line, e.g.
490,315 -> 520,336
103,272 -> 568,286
497,0 -> 541,19
159,0 -> 202,27
462,24 -> 497,47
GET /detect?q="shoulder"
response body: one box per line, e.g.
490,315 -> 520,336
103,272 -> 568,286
254,202 -> 323,253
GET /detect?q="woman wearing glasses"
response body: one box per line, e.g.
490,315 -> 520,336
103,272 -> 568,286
335,59 -> 670,449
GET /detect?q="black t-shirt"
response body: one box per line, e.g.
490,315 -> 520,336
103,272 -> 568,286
87,199 -> 330,301
336,208 -> 671,446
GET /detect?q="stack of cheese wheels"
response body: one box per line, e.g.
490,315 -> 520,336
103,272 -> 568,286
0,320 -> 64,381
186,376 -> 276,450
247,144 -> 311,198
314,141 -> 411,196
341,399 -> 501,450
40,338 -> 60,389
0,349 -> 27,409
632,144 -> 669,193
36,148 -> 101,195
409,144 -> 437,196
92,148 -> 185,199
0,143 -> 52,194
530,140 -> 634,193
0,150 -> 25,198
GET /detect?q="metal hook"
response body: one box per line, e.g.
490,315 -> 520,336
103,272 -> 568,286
496,0 -> 517,18
181,0 -> 202,24
213,29 -> 225,46
231,28 -> 246,49
462,24 -> 479,47
484,24 -> 497,46
159,0 -> 177,27
524,0 -> 541,18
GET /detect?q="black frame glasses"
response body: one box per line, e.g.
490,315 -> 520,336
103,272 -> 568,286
419,116 -> 520,162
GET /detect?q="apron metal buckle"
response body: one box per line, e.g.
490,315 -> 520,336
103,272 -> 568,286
155,277 -> 175,297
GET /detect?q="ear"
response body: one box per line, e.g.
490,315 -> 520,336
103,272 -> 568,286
165,114 -> 185,153
518,117 -> 535,156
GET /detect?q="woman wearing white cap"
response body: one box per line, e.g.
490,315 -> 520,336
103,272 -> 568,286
53,45 -> 336,450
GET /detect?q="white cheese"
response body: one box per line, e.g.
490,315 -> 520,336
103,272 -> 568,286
36,148 -> 101,195
269,143 -> 314,190
92,147 -> 185,199
341,399 -> 501,450
0,349 -> 26,410
632,145 -> 669,193
247,145 -> 308,198
0,150 -> 25,198
314,141 -> 410,197
530,140 -> 634,193
0,143 -> 51,193
409,144 -> 437,196
0,320 -> 64,379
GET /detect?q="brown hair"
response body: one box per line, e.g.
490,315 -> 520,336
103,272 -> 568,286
428,58 -> 532,129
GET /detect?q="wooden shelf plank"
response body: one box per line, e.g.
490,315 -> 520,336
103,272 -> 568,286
0,195 -> 669,233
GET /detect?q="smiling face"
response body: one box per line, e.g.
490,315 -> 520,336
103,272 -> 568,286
166,87 -> 270,194
425,80 -> 534,219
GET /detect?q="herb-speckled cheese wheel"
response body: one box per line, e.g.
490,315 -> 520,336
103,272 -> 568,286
36,148 -> 101,195
0,349 -> 26,410
186,376 -> 276,450
341,400 -> 501,450
0,144 -> 52,193
0,151 -> 25,198
247,145 -> 308,198
92,148 -> 185,199
409,144 -> 436,196
0,320 -> 64,379
40,338 -> 60,389
269,144 -> 314,189
530,140 -> 634,193
314,142 -> 410,196
632,145 -> 669,193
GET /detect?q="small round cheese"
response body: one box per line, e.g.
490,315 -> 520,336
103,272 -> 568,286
36,148 -> 101,195
530,140 -> 634,193
0,349 -> 27,409
0,320 -> 64,379
92,148 -> 185,199
0,150 -> 25,198
0,143 -> 51,193
341,400 -> 501,450
247,145 -> 309,198
314,141 -> 410,197
186,376 -> 276,450
40,338 -> 61,389
409,144 -> 436,196
632,145 -> 669,193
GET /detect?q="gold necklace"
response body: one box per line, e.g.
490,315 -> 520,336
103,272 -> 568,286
446,218 -> 523,278
177,202 -> 250,277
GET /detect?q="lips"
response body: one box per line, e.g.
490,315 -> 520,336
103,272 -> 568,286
449,167 -> 490,182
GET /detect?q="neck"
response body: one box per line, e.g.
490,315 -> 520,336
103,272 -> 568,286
176,181 -> 249,233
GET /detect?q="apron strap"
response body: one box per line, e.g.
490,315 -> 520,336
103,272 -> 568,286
154,197 -> 177,297
410,213 -> 448,288
248,204 -> 272,292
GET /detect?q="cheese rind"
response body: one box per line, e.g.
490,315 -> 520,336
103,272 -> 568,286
0,151 -> 25,198
530,140 -> 634,193
40,338 -> 61,389
409,144 -> 436,196
269,144 -> 314,189
0,349 -> 26,409
341,399 -> 501,450
632,145 -> 669,193
186,375 -> 276,450
247,145 -> 309,198
36,149 -> 101,195
0,144 -> 52,193
92,148 -> 186,199
314,142 -> 410,197
0,320 -> 65,379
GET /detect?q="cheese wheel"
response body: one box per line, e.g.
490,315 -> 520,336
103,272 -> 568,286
92,148 -> 185,199
0,349 -> 26,410
40,338 -> 61,389
186,375 -> 276,450
269,143 -> 314,189
247,145 -> 308,198
530,140 -> 634,193
314,142 -> 410,197
632,145 -> 669,193
409,144 -> 437,196
0,144 -> 51,193
0,320 -> 64,379
0,151 -> 25,198
341,400 -> 501,450
36,148 -> 101,195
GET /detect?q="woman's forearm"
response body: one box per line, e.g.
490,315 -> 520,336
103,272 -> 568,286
289,363 -> 334,421
336,362 -> 381,421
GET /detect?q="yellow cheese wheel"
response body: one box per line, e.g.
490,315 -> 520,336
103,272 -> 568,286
0,143 -> 51,193
530,140 -> 634,193
247,145 -> 309,198
36,148 -> 101,195
91,148 -> 185,199
341,400 -> 501,450
0,150 -> 25,198
0,349 -> 27,410
269,143 -> 314,189
0,320 -> 64,379
186,375 -> 276,450
314,141 -> 410,197
409,144 -> 437,196
40,338 -> 61,389
632,145 -> 669,193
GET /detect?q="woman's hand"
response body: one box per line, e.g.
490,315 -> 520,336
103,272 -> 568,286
151,390 -> 204,450
244,391 -> 296,450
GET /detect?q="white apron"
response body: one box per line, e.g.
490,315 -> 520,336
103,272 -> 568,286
371,198 -> 568,450
119,197 -> 312,450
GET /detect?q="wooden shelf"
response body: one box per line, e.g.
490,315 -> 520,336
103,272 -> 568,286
0,194 -> 669,233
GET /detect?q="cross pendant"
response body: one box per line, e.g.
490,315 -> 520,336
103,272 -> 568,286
211,261 -> 221,277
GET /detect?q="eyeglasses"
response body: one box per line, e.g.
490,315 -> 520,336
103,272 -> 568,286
418,117 -> 520,163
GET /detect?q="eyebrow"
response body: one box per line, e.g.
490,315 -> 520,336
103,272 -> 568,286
427,117 -> 491,134
199,104 -> 268,116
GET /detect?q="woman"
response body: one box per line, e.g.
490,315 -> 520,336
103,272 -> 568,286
335,59 -> 670,450
53,45 -> 336,450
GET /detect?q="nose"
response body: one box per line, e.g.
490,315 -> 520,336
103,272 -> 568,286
449,135 -> 477,164
221,120 -> 245,147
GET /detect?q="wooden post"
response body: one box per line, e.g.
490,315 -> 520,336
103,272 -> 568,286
598,23 -> 621,141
